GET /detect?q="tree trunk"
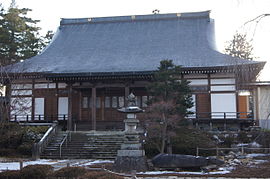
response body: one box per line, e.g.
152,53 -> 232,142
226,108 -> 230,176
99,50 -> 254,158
167,136 -> 172,154
160,112 -> 167,153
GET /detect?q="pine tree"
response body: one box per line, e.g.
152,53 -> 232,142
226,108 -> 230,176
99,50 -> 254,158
142,60 -> 193,154
0,1 -> 48,66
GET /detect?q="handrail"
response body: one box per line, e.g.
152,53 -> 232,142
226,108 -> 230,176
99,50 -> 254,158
10,114 -> 68,122
188,112 -> 253,120
32,121 -> 58,159
59,132 -> 69,158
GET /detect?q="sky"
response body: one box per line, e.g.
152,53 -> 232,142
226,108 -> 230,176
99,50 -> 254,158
2,0 -> 270,80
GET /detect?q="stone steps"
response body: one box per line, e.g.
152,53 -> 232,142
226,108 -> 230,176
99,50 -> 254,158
40,131 -> 124,159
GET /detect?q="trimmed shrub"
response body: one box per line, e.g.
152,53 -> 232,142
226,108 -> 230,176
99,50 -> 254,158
17,143 -> 32,155
20,164 -> 53,179
81,171 -> 124,179
80,171 -> 106,179
144,140 -> 160,158
0,123 -> 24,149
172,127 -> 216,156
22,126 -> 49,143
98,173 -> 124,179
53,167 -> 88,178
0,123 -> 49,157
0,170 -> 20,179
0,148 -> 17,156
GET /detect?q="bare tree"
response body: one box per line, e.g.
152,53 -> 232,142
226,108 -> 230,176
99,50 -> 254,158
244,14 -> 270,38
225,32 -> 254,60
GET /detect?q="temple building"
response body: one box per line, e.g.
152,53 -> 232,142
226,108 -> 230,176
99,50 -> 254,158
4,11 -> 265,131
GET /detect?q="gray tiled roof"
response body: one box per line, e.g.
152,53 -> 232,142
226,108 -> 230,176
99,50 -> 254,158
9,11 -> 264,74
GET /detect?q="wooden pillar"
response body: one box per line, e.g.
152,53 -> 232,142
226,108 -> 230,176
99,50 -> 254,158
125,86 -> 130,106
207,74 -> 212,119
101,90 -> 105,121
31,79 -> 35,121
78,91 -> 82,121
91,87 -> 96,130
67,84 -> 73,131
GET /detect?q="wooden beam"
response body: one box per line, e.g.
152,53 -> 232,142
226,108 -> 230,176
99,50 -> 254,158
91,87 -> 96,130
72,81 -> 151,89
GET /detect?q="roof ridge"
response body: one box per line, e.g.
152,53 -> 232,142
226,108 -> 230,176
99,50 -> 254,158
60,10 -> 210,26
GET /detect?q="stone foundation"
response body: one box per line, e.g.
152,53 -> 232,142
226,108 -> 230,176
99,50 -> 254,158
113,156 -> 148,173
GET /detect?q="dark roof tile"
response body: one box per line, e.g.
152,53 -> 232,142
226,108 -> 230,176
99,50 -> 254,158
8,11 -> 264,74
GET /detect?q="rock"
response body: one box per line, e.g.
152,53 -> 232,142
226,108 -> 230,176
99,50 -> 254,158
228,151 -> 237,156
201,165 -> 218,173
151,154 -> 224,169
232,159 -> 241,164
213,135 -> 223,143
207,156 -> 225,165
236,155 -> 246,159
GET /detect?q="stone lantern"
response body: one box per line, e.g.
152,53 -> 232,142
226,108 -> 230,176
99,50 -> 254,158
113,93 -> 148,172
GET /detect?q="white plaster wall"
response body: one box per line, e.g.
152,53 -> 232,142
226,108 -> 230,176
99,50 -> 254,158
211,78 -> 235,84
188,79 -> 208,86
257,86 -> 270,129
211,93 -> 237,118
58,97 -> 68,120
34,98 -> 44,116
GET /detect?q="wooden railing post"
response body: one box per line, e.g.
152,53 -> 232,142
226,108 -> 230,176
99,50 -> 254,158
32,143 -> 38,160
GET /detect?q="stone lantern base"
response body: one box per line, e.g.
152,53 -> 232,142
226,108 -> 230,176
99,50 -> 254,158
113,117 -> 148,172
114,93 -> 147,173
113,156 -> 148,173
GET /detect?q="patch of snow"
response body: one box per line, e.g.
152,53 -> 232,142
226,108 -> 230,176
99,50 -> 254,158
138,169 -> 231,175
0,159 -> 68,172
237,143 -> 248,147
77,160 -> 114,167
209,170 -> 231,174
253,160 -> 268,164
0,163 -> 20,171
249,142 -> 261,148
246,153 -> 270,158
218,166 -> 235,171
24,159 -> 67,166
138,171 -> 202,175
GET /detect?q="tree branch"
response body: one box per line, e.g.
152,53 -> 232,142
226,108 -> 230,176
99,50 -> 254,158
244,14 -> 270,26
